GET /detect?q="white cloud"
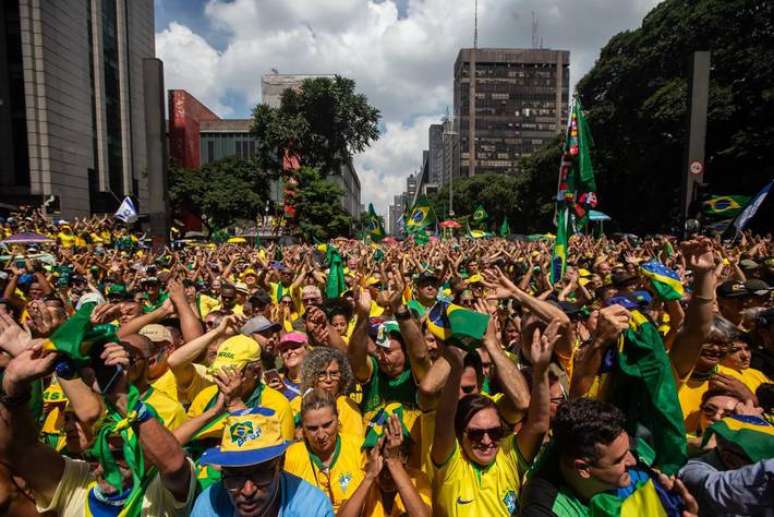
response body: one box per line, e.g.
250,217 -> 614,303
156,0 -> 660,215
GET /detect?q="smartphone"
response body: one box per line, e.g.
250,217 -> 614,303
89,342 -> 123,394
264,369 -> 282,386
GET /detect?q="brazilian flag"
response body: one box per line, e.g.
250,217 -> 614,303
472,205 -> 488,225
703,195 -> 750,218
498,218 -> 510,237
640,261 -> 685,301
325,245 -> 347,299
589,468 -> 685,517
406,196 -> 435,233
425,301 -> 490,350
608,311 -> 687,475
366,203 -> 385,242
42,303 -> 117,366
702,414 -> 774,462
362,403 -> 411,450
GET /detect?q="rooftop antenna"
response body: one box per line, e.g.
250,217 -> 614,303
531,11 -> 538,48
473,0 -> 478,49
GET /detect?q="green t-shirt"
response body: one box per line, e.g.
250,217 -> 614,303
360,356 -> 417,414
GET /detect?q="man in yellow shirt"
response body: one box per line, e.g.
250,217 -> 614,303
186,335 -> 294,442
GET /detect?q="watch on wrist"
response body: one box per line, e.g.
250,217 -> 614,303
395,307 -> 411,321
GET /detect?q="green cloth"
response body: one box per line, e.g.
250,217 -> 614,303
42,303 -> 107,366
367,203 -> 385,242
498,218 -> 510,237
325,245 -> 346,299
472,205 -> 488,226
360,356 -> 417,415
608,311 -> 687,475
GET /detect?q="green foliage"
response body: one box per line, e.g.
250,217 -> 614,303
293,166 -> 353,241
168,157 -> 270,230
573,0 -> 774,233
252,76 -> 380,177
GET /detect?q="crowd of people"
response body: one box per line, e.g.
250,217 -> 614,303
0,208 -> 772,516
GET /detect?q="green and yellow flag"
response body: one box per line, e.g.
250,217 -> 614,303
425,301 -> 490,351
472,205 -> 488,225
42,303 -> 117,366
703,195 -> 750,218
702,415 -> 774,463
609,311 -> 687,475
406,196 -> 435,233
366,203 -> 385,242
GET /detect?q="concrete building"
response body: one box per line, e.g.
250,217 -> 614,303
388,194 -> 406,235
0,0 -> 160,216
428,124 -> 444,185
453,48 -> 569,178
168,89 -> 361,218
261,73 -> 335,108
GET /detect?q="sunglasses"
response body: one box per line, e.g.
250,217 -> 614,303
461,385 -> 477,394
465,426 -> 505,443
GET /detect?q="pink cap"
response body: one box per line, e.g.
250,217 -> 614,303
278,331 -> 308,346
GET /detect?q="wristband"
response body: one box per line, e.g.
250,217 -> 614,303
0,392 -> 31,409
395,308 -> 411,321
131,401 -> 154,425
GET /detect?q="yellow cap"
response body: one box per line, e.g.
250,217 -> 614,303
208,335 -> 262,375
466,274 -> 483,285
366,276 -> 381,287
198,408 -> 288,467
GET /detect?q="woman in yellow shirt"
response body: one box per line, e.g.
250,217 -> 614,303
290,347 -> 364,439
429,331 -> 553,517
284,389 -> 365,512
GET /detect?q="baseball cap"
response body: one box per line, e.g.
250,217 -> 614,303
241,315 -> 281,335
199,407 -> 289,467
375,320 -> 400,348
234,282 -> 249,295
739,259 -> 760,271
611,270 -> 638,288
278,331 -> 308,348
717,280 -> 752,298
209,335 -> 262,374
139,324 -> 172,344
745,279 -> 773,296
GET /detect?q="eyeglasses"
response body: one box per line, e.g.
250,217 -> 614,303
461,385 -> 477,394
222,461 -> 279,492
465,426 -> 505,443
317,370 -> 341,380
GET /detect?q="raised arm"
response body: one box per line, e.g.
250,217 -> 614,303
478,305 -> 529,412
431,345 -> 465,466
167,279 -> 204,342
347,287 -> 374,383
670,238 -> 716,380
389,272 -> 431,382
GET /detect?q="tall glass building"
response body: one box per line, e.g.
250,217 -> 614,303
0,0 -> 157,216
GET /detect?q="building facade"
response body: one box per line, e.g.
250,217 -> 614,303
428,124 -> 444,185
261,73 -> 335,108
0,0 -> 158,216
453,48 -> 569,178
168,89 -> 361,218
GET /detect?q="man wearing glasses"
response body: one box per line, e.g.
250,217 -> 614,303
192,407 -> 333,516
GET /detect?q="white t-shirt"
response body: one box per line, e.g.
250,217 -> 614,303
35,456 -> 197,517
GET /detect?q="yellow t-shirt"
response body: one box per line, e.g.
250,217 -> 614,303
432,436 -> 527,517
151,363 -> 213,408
678,365 -> 738,433
721,366 -> 770,394
283,433 -> 365,512
143,387 -> 187,431
187,383 -> 295,441
291,395 -> 365,439
362,466 -> 432,517
57,232 -> 76,248
34,456 -> 197,516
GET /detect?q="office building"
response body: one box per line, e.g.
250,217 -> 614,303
261,73 -> 335,108
428,124 -> 444,184
388,194 -> 406,235
453,48 -> 569,178
168,89 -> 361,217
0,0 -> 160,216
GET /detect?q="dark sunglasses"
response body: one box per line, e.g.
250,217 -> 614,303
461,385 -> 477,394
465,426 -> 505,443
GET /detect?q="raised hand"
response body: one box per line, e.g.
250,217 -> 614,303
382,414 -> 404,460
90,302 -> 123,325
354,285 -> 372,319
531,321 -> 561,372
680,237 -> 715,274
213,365 -> 245,410
2,342 -> 58,397
0,311 -> 33,357
591,304 -> 631,346
365,437 -> 385,480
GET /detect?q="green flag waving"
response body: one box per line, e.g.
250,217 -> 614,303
325,245 -> 346,299
498,218 -> 510,237
366,203 -> 385,242
406,196 -> 435,233
551,97 -> 598,282
472,205 -> 488,226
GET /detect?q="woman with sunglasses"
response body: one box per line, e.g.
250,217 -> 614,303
266,331 -> 309,402
284,389 -> 366,512
430,323 -> 556,516
290,347 -> 364,439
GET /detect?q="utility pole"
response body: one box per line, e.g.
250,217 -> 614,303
682,51 -> 711,237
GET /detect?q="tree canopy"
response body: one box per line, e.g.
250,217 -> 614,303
293,166 -> 353,241
168,157 -> 271,231
252,75 -> 381,177
573,0 -> 774,233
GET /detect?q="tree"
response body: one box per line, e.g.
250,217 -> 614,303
168,157 -> 271,231
293,167 -> 353,241
252,76 -> 380,177
572,0 -> 774,233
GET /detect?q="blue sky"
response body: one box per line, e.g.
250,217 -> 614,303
155,0 -> 660,216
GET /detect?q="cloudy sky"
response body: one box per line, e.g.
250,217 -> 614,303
155,0 -> 660,217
